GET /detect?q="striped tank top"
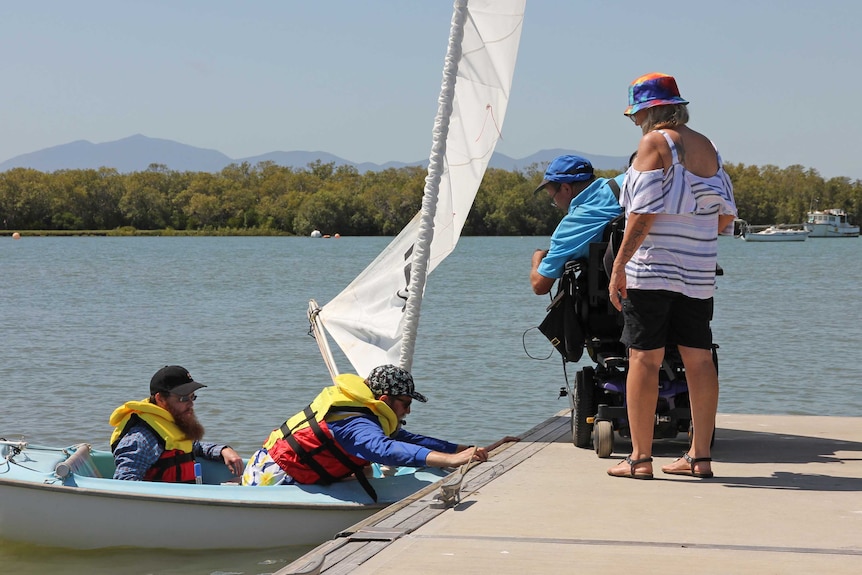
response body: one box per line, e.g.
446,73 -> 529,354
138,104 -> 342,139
620,130 -> 737,299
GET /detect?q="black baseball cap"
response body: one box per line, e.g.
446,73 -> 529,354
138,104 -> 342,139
149,365 -> 206,396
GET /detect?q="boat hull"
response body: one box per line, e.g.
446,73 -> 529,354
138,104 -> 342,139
803,225 -> 860,238
0,442 -> 447,550
0,478 -> 378,549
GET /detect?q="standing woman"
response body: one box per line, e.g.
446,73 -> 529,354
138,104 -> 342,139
607,73 -> 737,480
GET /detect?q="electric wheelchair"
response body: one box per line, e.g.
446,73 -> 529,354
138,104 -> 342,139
555,225 -> 719,458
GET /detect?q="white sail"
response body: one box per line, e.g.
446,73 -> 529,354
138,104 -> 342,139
316,0 -> 525,377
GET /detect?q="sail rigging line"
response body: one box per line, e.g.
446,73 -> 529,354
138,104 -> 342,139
307,300 -> 340,382
475,103 -> 504,143
399,0 -> 468,372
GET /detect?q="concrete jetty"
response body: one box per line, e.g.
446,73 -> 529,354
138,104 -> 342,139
277,412 -> 862,574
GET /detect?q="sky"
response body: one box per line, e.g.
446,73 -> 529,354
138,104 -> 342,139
2,1 -> 861,180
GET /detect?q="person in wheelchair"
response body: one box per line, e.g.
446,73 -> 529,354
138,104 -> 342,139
530,155 -> 623,296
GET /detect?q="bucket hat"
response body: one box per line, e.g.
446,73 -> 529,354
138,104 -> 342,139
624,72 -> 689,116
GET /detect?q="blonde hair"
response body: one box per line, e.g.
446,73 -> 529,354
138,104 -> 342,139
640,103 -> 689,135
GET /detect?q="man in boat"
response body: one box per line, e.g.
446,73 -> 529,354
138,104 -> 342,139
110,365 -> 244,481
241,364 -> 519,499
530,154 -> 624,295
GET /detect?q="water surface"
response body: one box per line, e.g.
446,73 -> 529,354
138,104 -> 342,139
2,234 -> 860,573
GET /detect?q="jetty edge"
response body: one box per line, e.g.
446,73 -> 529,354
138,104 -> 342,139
277,411 -> 862,575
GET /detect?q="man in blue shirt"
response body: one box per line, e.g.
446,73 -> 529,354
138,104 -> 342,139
530,155 -> 623,295
242,365 -> 520,488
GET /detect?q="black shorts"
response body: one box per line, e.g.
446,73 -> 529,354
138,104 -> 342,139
620,289 -> 714,351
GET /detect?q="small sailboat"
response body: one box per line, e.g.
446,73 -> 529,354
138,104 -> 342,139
0,0 -> 526,551
0,439 -> 449,550
741,225 -> 809,242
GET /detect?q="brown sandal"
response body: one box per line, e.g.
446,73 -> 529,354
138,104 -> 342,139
661,453 -> 714,478
607,456 -> 653,480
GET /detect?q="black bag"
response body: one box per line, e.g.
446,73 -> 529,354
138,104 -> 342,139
602,213 -> 626,278
538,265 -> 585,362
601,178 -> 625,278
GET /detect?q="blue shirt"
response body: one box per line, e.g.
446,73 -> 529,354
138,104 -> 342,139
538,175 -> 624,279
112,424 -> 228,480
327,414 -> 458,468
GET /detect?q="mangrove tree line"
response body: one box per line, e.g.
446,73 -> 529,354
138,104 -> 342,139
0,160 -> 859,235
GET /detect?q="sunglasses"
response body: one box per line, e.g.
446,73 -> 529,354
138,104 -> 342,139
173,393 -> 197,403
392,396 -> 412,409
548,184 -> 563,206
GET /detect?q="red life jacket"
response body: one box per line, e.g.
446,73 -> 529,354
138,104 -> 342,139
112,412 -> 198,484
143,447 -> 197,483
262,374 -> 400,501
266,409 -> 369,487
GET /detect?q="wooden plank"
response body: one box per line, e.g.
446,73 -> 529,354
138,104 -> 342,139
322,541 -> 390,575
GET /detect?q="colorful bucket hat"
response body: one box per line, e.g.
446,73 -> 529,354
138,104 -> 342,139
624,72 -> 689,116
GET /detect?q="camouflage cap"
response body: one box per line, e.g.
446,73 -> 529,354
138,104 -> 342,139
366,364 -> 428,403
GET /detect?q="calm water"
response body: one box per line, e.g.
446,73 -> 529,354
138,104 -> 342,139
2,234 -> 861,573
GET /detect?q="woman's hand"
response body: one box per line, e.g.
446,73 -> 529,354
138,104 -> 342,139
608,267 -> 627,312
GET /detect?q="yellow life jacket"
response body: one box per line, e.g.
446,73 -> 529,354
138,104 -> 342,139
109,400 -> 194,453
263,373 -> 399,449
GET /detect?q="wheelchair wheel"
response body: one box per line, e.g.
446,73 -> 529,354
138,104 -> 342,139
572,367 -> 595,448
594,420 -> 614,458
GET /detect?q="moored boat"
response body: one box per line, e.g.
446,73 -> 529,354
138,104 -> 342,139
804,209 -> 860,238
742,225 -> 809,242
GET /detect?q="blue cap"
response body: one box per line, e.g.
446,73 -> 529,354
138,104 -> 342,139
533,155 -> 594,194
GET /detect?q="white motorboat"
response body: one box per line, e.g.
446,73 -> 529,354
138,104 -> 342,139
742,225 -> 809,242
805,209 -> 860,237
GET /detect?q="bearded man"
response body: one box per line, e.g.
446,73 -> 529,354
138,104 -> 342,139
110,365 -> 243,481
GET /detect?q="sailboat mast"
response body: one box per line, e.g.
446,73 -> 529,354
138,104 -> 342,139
317,0 -> 523,377
398,0 -> 468,371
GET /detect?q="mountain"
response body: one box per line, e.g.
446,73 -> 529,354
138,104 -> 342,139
1,134 -> 234,173
493,149 -> 631,172
0,135 -> 630,174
